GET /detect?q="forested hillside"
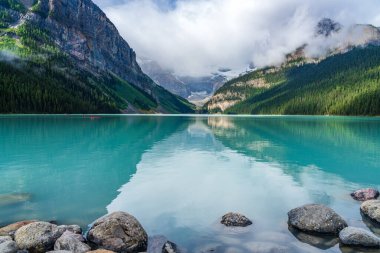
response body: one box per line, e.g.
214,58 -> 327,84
206,46 -> 380,116
0,0 -> 194,114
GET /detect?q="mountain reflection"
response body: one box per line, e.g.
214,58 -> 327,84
107,116 -> 380,252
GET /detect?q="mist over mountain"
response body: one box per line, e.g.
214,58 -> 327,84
95,0 -> 380,77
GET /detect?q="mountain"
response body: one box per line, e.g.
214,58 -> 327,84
205,21 -> 380,116
139,58 -> 226,106
0,0 -> 194,113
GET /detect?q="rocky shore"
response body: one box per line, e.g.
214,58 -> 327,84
1,188 -> 380,253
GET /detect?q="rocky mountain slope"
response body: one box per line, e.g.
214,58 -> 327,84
0,0 -> 194,113
139,58 -> 226,106
205,20 -> 380,115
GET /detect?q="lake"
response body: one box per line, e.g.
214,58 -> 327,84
0,115 -> 380,253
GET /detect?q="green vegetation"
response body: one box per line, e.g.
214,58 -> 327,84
0,0 -> 25,13
0,11 -> 195,114
209,46 -> 380,116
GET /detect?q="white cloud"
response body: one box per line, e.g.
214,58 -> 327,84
96,0 -> 380,76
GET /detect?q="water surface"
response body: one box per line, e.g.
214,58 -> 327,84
0,115 -> 380,253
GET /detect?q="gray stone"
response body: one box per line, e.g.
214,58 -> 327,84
220,212 -> 252,227
0,240 -> 18,253
288,204 -> 347,234
361,200 -> 380,223
14,222 -> 63,253
54,231 -> 90,253
56,225 -> 82,235
162,241 -> 179,253
0,221 -> 38,236
339,227 -> 380,248
0,236 -> 12,244
87,211 -> 148,253
351,189 -> 379,201
46,251 -> 73,253
148,236 -> 167,253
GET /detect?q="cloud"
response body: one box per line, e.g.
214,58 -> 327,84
95,0 -> 380,76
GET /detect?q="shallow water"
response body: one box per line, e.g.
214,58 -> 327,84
0,115 -> 380,252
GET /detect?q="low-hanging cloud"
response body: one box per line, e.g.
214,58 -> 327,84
96,0 -> 380,76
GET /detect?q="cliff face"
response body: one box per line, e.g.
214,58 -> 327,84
0,0 -> 194,113
28,0 -> 154,93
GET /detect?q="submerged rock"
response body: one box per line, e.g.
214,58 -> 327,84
339,227 -> 380,248
14,222 -> 63,253
162,241 -> 179,253
361,200 -> 380,223
220,212 -> 252,227
288,204 -> 347,234
54,231 -> 90,253
288,226 -> 339,249
148,235 -> 168,253
87,211 -> 148,253
351,189 -> 379,201
0,193 -> 31,207
0,220 -> 38,236
0,240 -> 18,253
244,242 -> 289,253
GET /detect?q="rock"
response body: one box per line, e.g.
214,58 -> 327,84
87,211 -> 148,253
220,212 -> 252,227
244,242 -> 289,253
86,250 -> 115,253
0,236 -> 12,244
0,193 -> 32,207
288,204 -> 347,234
361,200 -> 380,223
351,189 -> 379,201
148,236 -> 168,253
14,222 -> 63,253
0,221 -> 38,236
339,227 -> 380,248
56,225 -> 82,235
0,240 -> 18,253
46,251 -> 73,253
288,226 -> 339,249
54,231 -> 90,253
162,241 -> 179,253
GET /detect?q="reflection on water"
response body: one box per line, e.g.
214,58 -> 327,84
0,116 -> 380,252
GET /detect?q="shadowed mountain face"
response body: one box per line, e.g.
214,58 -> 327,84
0,0 -> 194,113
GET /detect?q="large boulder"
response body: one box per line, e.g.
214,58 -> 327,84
339,227 -> 380,248
14,222 -> 63,253
0,220 -> 38,236
54,231 -> 90,253
351,189 -> 379,201
361,200 -> 380,223
288,204 -> 347,234
0,240 -> 18,253
87,212 -> 148,253
220,212 -> 252,227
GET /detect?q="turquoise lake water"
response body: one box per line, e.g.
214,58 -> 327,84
0,115 -> 380,252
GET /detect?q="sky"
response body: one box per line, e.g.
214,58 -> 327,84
94,0 -> 380,76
